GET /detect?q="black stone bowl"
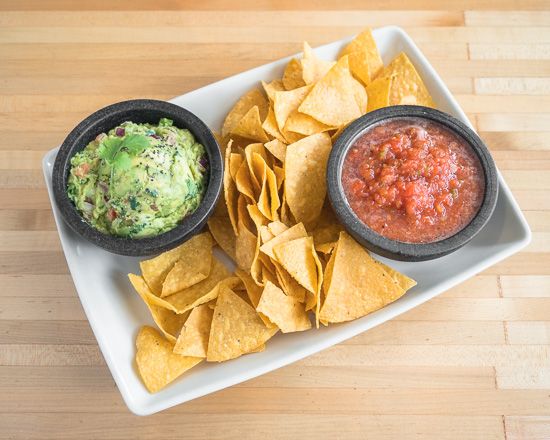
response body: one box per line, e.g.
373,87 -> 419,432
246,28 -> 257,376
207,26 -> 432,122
327,105 -> 498,261
52,99 -> 223,256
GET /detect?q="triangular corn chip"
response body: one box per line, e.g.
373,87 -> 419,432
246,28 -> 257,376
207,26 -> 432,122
284,132 -> 332,225
339,28 -> 383,85
136,326 -> 202,393
161,232 -> 215,296
282,58 -> 306,90
231,105 -> 270,142
173,304 -> 214,358
319,232 -> 410,323
256,282 -> 311,333
207,286 -> 278,362
222,88 -> 268,137
298,56 -> 362,127
273,236 -> 318,293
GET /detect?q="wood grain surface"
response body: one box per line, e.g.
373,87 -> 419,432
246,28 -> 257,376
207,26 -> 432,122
1,1 -> 549,439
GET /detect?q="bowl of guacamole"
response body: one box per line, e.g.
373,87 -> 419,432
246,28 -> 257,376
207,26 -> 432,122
53,100 -> 223,256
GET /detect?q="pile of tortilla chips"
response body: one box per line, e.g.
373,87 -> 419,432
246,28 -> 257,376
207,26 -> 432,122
130,28 -> 426,393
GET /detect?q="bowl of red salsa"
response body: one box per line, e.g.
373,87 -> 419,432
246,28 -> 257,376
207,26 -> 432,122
327,106 -> 498,261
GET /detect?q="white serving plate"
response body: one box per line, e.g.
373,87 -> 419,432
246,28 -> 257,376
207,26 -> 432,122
43,26 -> 531,416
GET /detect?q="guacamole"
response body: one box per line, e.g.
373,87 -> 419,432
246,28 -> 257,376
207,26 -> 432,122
67,118 -> 208,238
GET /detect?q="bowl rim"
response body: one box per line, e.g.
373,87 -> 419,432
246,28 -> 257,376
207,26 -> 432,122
327,105 -> 499,261
52,99 -> 223,256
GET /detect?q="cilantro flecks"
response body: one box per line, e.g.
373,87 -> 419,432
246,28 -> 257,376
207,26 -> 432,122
97,134 -> 150,166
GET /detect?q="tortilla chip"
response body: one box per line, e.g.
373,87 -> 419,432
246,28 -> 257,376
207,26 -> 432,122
235,220 -> 258,271
231,105 -> 270,143
339,28 -> 383,85
262,106 -> 287,143
235,268 -> 263,308
247,203 -> 269,230
262,79 -> 285,103
273,85 -> 313,134
298,56 -> 362,127
161,232 -> 215,296
311,242 -> 324,328
366,74 -> 393,112
235,158 -> 256,201
282,58 -> 306,90
132,259 -> 234,314
259,222 -> 308,259
319,232 -> 408,323
229,152 -> 243,182
262,265 -> 279,285
301,42 -> 335,85
207,285 -> 278,362
136,326 -> 202,393
139,235 -> 212,297
223,141 -> 239,235
259,225 -> 275,243
274,165 -> 284,190
208,216 -> 236,261
251,343 -> 265,353
309,205 -> 344,245
222,88 -> 269,137
173,304 -> 213,358
244,143 -> 269,192
284,132 -> 332,225
238,194 -> 255,230
375,260 -> 418,291
273,261 -> 307,303
284,111 -> 334,136
251,153 -> 280,221
315,241 -> 336,255
256,282 -> 312,333
273,236 -> 318,293
280,192 -> 293,226
378,52 -> 435,107
268,220 -> 289,237
264,138 -> 287,163
351,77 -> 368,115
129,274 -> 190,343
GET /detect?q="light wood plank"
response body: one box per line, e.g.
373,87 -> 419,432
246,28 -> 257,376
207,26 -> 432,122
0,413 -> 505,440
497,366 -> 550,389
506,322 -> 550,345
0,274 -> 75,297
0,210 -> 56,231
305,345 -> 550,367
480,132 -> 550,151
0,365 -> 496,390
477,114 -> 550,132
2,26 -> 550,45
344,321 -> 505,345
506,416 -> 550,440
0,10 -> 465,27
0,0 -> 548,10
398,298 -> 550,321
0,231 -> 61,251
475,78 -> 550,95
470,43 -> 550,60
501,275 -> 550,297
0,251 -> 69,274
0,321 -> 95,344
465,11 -> 550,26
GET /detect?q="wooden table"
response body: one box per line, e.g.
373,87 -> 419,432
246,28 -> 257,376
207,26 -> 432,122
1,1 -> 549,438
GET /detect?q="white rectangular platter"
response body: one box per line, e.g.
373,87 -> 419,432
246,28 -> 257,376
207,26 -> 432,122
43,26 -> 531,416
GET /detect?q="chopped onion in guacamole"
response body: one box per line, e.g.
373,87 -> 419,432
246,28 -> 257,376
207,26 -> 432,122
67,118 -> 208,238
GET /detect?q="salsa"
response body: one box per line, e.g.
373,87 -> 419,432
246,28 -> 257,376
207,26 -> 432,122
342,118 -> 485,243
67,118 -> 208,238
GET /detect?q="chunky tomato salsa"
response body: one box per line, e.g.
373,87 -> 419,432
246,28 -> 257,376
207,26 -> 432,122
342,118 -> 485,243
